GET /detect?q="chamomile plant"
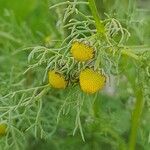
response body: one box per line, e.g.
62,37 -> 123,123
0,0 -> 150,150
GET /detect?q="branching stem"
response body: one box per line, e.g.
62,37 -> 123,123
88,0 -> 105,36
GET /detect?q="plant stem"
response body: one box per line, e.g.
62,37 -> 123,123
121,49 -> 139,60
129,86 -> 144,150
95,0 -> 105,19
92,93 -> 99,117
88,0 -> 105,36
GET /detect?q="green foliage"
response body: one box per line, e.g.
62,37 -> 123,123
0,0 -> 150,150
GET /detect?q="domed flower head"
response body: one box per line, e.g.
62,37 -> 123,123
0,123 -> 7,136
48,70 -> 68,89
71,41 -> 95,61
79,68 -> 106,94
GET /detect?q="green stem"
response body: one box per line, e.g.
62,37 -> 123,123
88,0 -> 105,36
92,93 -> 99,117
121,49 -> 139,61
129,86 -> 144,150
126,75 -> 144,150
95,0 -> 105,19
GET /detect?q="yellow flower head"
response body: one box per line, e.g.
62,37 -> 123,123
48,70 -> 68,89
0,123 -> 7,136
79,68 -> 106,94
71,41 -> 94,61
